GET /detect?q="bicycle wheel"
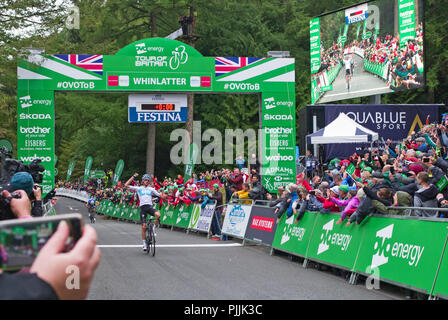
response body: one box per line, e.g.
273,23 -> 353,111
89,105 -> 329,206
145,223 -> 151,255
149,223 -> 156,256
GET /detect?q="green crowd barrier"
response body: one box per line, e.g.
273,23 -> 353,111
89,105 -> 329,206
364,59 -> 387,80
98,200 -> 193,228
272,212 -> 318,257
272,211 -> 448,296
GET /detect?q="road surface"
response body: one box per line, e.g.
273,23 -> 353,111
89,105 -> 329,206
319,54 -> 393,103
54,197 -> 401,300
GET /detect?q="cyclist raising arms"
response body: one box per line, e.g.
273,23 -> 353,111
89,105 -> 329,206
125,173 -> 165,252
343,54 -> 354,90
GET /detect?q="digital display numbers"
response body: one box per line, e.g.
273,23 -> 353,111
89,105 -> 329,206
141,103 -> 175,111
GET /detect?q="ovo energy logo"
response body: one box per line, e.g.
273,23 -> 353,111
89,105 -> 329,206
19,96 -> 32,108
280,215 -> 305,245
371,224 -> 425,268
317,219 -> 352,255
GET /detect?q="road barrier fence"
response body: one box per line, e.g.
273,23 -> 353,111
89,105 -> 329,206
55,188 -> 448,299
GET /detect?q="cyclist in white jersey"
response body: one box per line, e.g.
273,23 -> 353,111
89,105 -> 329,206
343,55 -> 354,89
125,173 -> 164,251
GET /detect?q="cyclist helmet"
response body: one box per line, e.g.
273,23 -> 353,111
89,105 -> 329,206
142,174 -> 151,180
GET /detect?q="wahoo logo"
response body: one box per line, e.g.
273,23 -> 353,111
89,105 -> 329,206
317,219 -> 352,255
265,155 -> 293,161
20,154 -> 52,162
19,96 -> 32,108
371,224 -> 425,268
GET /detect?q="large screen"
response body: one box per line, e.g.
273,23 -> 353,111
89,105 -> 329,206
310,0 -> 424,104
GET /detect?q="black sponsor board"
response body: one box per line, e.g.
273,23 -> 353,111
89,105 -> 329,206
243,205 -> 278,246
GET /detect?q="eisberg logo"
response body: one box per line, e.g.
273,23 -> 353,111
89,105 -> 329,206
19,113 -> 51,120
371,224 -> 425,268
20,126 -> 51,134
317,219 -> 352,255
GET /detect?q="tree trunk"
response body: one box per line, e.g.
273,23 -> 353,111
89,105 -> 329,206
146,11 -> 157,175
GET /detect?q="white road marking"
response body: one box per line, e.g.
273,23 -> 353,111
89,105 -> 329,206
97,243 -> 243,248
323,86 -> 390,98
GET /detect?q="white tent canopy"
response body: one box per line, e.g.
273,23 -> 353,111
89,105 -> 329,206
306,112 -> 379,144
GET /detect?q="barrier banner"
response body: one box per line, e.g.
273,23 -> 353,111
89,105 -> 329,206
222,203 -> 253,239
173,204 -> 193,229
305,213 -> 364,270
243,206 -> 278,246
112,159 -> 125,187
354,216 -> 448,294
83,156 -> 93,183
161,203 -> 176,226
189,202 -> 216,233
66,159 -> 76,182
272,212 -> 318,257
432,234 -> 448,298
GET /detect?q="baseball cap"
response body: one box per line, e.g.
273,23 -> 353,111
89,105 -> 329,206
10,172 -> 34,195
213,183 -> 220,188
339,184 -> 349,193
330,186 -> 339,195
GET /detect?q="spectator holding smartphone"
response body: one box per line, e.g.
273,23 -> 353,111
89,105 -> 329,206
0,193 -> 101,300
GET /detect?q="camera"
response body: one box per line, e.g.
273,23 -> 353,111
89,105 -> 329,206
0,147 -> 46,220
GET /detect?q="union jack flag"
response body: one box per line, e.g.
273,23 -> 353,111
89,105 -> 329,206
53,54 -> 103,75
215,57 -> 265,78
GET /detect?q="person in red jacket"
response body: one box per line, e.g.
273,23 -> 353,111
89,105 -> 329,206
176,174 -> 184,186
226,168 -> 244,191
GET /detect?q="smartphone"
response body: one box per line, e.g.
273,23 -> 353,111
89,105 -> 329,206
423,157 -> 430,163
0,214 -> 83,272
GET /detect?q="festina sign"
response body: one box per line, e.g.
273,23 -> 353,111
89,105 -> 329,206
128,93 -> 188,123
345,3 -> 368,25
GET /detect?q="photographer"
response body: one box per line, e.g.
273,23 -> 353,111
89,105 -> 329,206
0,192 -> 101,299
1,172 -> 43,220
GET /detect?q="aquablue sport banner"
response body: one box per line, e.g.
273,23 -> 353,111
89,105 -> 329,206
324,104 -> 439,160
17,37 -> 296,194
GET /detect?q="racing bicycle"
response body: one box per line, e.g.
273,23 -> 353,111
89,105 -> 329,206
145,216 -> 157,256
